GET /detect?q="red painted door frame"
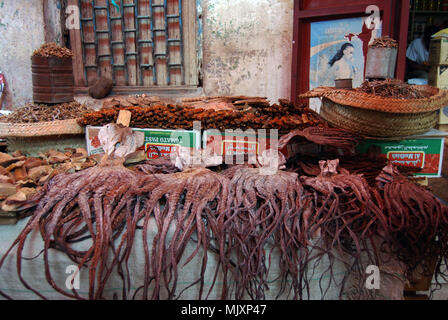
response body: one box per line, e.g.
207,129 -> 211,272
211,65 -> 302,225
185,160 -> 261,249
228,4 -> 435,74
291,0 -> 410,104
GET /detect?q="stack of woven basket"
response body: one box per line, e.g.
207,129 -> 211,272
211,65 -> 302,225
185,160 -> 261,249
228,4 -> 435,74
300,84 -> 448,137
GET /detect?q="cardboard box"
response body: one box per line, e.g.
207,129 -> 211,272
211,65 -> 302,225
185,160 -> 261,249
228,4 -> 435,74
86,126 -> 201,159
428,65 -> 448,89
439,106 -> 448,125
203,129 -> 281,162
438,125 -> 448,177
356,129 -> 447,177
202,129 -> 323,168
443,139 -> 448,177
429,39 -> 448,66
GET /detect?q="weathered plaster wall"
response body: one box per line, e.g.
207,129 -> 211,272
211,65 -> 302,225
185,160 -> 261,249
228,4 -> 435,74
1,0 -> 294,108
202,0 -> 294,103
0,0 -> 45,109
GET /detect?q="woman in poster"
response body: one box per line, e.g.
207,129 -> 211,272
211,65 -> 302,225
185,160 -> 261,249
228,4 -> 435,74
327,42 -> 357,82
308,16 -> 380,111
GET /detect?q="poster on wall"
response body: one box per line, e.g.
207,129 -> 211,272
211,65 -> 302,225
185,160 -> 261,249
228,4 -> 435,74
309,17 -> 381,112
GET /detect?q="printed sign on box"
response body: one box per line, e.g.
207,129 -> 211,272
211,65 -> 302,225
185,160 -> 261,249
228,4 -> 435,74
357,134 -> 446,177
86,126 -> 200,159
386,151 -> 425,168
428,65 -> 448,89
202,129 -> 323,163
202,129 -> 286,160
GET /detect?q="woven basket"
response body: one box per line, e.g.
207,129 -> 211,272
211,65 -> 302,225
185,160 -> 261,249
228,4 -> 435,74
300,85 -> 448,114
320,99 -> 438,137
0,119 -> 84,138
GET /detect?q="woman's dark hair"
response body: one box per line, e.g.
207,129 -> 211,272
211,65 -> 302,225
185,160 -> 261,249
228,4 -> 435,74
328,43 -> 354,66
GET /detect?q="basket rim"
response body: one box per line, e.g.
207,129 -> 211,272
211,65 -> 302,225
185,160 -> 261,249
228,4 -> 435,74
0,118 -> 84,138
320,99 -> 438,137
299,85 -> 448,114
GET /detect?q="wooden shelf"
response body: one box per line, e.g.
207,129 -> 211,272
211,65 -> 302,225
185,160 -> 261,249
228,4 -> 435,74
411,10 -> 448,14
407,8 -> 448,45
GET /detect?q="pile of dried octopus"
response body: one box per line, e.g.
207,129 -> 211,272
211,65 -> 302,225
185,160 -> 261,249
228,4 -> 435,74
0,127 -> 447,300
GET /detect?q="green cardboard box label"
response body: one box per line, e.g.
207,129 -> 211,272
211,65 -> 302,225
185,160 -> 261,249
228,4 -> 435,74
202,129 -> 285,158
86,126 -> 200,159
357,138 -> 445,177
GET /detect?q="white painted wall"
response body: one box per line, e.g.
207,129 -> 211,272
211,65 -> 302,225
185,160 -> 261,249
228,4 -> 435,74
1,0 -> 294,108
0,0 -> 46,109
202,0 -> 294,104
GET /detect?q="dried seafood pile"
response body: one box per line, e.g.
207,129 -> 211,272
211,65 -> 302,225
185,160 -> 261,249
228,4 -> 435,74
369,36 -> 398,48
375,165 -> 448,269
355,79 -> 432,99
32,42 -> 73,58
0,102 -> 94,123
0,149 -> 96,214
102,95 -> 272,112
182,96 -> 271,111
0,122 -> 447,301
285,149 -> 419,187
78,99 -> 325,132
220,166 -> 304,299
102,95 -> 168,109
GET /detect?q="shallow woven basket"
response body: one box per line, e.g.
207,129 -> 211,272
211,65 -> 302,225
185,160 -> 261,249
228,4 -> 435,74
320,99 -> 438,137
300,85 -> 448,113
0,118 -> 84,138
300,85 -> 448,137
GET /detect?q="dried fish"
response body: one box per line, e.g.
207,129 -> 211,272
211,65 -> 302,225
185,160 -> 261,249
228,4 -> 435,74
369,36 -> 398,49
78,100 -> 326,133
0,101 -> 94,123
32,42 -> 73,58
355,79 -> 432,99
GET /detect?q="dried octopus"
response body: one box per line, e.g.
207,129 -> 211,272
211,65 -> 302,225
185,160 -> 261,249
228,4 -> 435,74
210,126 -> 362,299
374,164 -> 448,286
134,156 -> 180,175
133,167 -> 231,300
298,159 -> 386,299
278,127 -> 361,151
0,154 -> 235,300
219,166 -> 305,300
0,159 -> 150,300
2,122 -> 448,301
285,150 -> 419,187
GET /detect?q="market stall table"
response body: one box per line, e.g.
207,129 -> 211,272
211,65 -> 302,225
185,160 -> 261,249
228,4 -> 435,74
0,216 -> 349,300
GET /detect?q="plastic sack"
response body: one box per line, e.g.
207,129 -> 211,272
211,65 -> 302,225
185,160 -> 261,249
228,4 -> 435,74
98,123 -> 144,160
